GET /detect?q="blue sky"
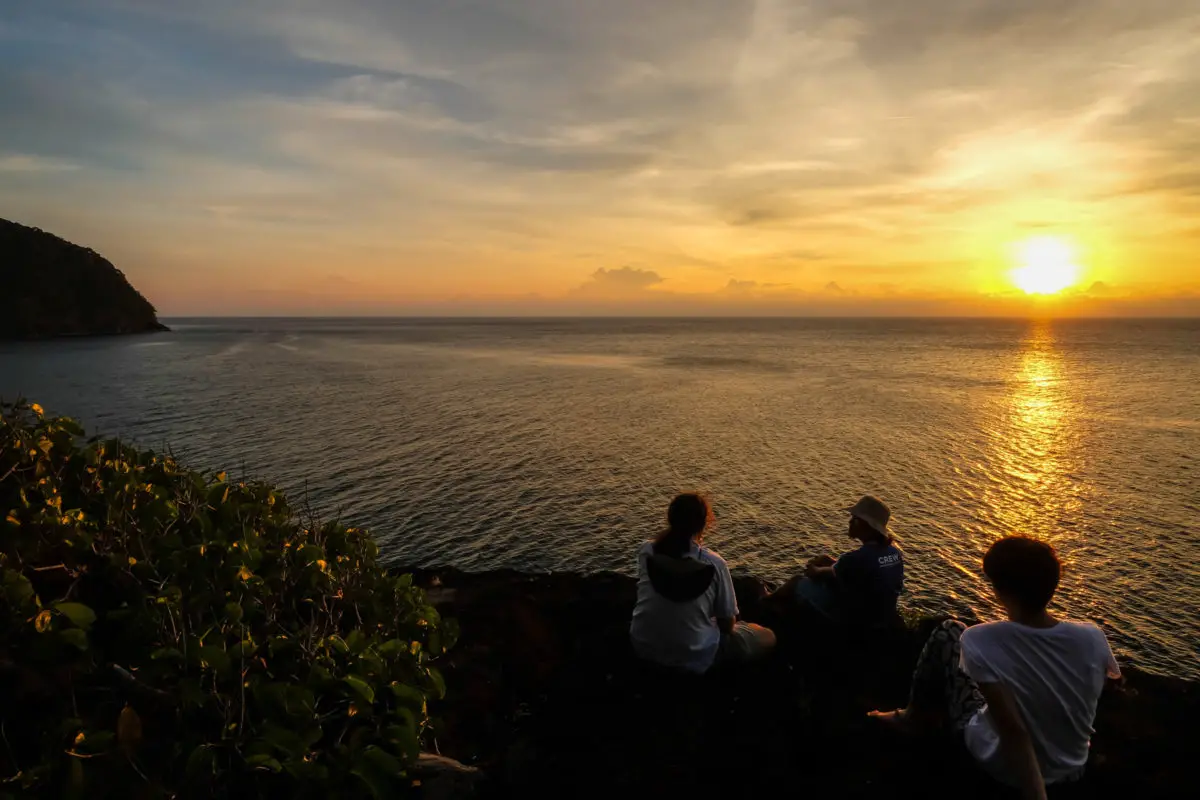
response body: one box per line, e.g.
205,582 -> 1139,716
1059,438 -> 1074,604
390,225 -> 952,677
2,1 -> 1199,315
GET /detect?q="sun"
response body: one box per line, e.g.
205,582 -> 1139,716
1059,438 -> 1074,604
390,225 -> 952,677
1011,236 -> 1081,295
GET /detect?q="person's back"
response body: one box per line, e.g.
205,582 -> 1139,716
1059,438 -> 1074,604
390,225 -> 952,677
834,539 -> 904,624
768,496 -> 904,626
629,493 -> 776,673
870,536 -> 1122,798
961,619 -> 1119,784
630,540 -> 729,672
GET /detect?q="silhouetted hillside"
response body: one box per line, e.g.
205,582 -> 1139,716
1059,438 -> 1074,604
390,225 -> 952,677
1,218 -> 167,339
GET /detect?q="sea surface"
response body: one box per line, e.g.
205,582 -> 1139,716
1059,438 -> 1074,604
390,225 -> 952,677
2,318 -> 1198,678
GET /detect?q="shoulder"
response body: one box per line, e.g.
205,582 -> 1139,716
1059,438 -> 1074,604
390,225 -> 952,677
838,545 -> 869,563
1059,620 -> 1110,647
637,542 -> 654,558
877,544 -> 903,564
1059,619 -> 1102,635
697,547 -> 730,570
960,620 -> 1009,647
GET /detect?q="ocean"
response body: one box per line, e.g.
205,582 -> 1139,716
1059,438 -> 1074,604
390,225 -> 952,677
2,317 -> 1197,678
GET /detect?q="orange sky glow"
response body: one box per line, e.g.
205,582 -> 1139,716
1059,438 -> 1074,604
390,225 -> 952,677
2,1 -> 1198,316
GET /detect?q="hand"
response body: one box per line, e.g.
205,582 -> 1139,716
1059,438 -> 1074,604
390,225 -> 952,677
808,555 -> 835,568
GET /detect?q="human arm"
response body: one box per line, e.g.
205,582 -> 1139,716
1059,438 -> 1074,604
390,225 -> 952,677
805,554 -> 837,580
806,565 -> 836,580
976,681 -> 1047,800
712,554 -> 739,631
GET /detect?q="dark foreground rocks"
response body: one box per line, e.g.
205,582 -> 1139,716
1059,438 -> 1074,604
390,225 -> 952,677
407,568 -> 1198,799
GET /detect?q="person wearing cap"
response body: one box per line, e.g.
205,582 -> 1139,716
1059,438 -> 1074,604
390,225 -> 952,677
767,495 -> 905,627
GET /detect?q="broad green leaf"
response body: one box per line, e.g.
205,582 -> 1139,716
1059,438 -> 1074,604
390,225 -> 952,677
184,744 -> 215,780
59,628 -> 88,651
389,682 -> 426,712
343,675 -> 375,704
425,666 -> 446,700
207,483 -> 229,505
378,639 -> 406,657
199,646 -> 231,675
267,635 -> 294,656
3,570 -> 34,604
299,544 -> 324,564
54,602 -> 97,630
442,618 -> 460,651
261,724 -> 306,757
233,639 -> 257,659
245,753 -> 282,772
117,706 -> 142,753
351,746 -> 402,800
386,718 -> 420,762
74,730 -> 115,755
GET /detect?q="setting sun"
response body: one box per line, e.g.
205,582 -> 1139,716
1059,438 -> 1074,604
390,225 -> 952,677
1011,236 -> 1081,296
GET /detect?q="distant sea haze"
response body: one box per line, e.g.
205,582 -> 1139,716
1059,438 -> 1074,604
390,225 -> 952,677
2,317 -> 1198,679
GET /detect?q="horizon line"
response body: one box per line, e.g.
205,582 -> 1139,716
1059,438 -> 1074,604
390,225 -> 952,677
159,314 -> 1200,321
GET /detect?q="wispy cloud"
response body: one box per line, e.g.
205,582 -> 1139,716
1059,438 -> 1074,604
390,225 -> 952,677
0,154 -> 79,173
0,0 -> 1197,314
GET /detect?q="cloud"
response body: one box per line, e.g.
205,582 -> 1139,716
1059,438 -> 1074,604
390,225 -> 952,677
0,0 -> 1197,314
0,154 -> 79,172
572,266 -> 665,297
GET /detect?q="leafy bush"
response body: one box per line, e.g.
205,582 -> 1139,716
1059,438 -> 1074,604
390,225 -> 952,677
0,401 -> 455,798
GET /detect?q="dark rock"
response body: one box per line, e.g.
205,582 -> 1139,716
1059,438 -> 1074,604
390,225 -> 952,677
408,567 -> 1198,799
1,218 -> 168,339
413,752 -> 484,799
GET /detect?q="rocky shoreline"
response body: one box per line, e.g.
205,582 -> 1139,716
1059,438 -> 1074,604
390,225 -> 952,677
407,567 -> 1197,798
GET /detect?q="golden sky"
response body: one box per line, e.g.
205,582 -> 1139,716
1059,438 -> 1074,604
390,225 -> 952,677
2,1 -> 1198,315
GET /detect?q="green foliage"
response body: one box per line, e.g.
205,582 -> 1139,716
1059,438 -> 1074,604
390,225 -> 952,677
0,400 -> 457,797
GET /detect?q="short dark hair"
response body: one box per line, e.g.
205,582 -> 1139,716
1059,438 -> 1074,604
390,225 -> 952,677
983,536 -> 1061,611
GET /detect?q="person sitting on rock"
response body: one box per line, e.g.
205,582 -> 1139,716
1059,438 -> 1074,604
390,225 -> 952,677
766,495 -> 904,628
869,536 -> 1122,800
630,493 -> 776,673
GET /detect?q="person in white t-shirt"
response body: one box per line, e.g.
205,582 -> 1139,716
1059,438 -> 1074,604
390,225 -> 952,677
630,493 -> 776,674
869,536 -> 1122,800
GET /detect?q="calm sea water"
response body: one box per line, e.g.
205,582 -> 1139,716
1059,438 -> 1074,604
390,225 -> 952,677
2,318 -> 1197,678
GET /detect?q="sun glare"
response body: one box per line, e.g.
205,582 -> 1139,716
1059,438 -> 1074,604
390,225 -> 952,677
1011,236 -> 1081,296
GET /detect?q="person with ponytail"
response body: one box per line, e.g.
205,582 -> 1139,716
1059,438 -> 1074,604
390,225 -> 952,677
630,493 -> 776,673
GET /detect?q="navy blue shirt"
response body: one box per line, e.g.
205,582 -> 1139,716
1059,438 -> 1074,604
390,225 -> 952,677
833,542 -> 905,621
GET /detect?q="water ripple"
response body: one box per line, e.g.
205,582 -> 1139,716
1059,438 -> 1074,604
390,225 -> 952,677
2,318 -> 1198,678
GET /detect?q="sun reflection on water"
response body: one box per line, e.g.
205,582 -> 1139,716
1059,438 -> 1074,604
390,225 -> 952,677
956,320 -> 1091,618
993,321 -> 1085,544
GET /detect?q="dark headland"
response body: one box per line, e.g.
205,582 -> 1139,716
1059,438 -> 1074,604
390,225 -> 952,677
409,568 -> 1198,799
0,218 -> 167,339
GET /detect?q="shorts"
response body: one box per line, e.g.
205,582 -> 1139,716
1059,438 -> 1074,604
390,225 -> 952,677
794,577 -> 845,622
720,621 -> 775,662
